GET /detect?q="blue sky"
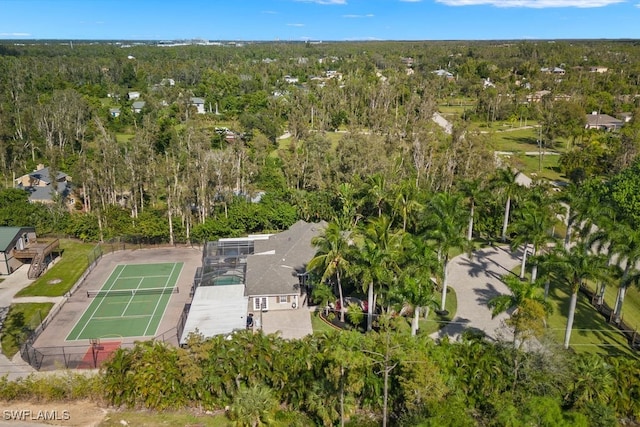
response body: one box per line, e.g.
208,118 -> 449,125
0,0 -> 639,41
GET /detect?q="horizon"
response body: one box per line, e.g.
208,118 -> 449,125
1,0 -> 639,41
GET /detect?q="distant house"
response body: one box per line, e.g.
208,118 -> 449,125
283,75 -> 299,84
432,69 -> 455,80
190,97 -> 206,114
483,78 -> 495,89
127,91 -> 140,100
0,227 -> 36,275
526,90 -> 551,103
109,107 -> 121,118
132,101 -> 146,113
14,164 -> 73,206
589,66 -> 608,73
541,67 -> 565,75
585,112 -> 624,131
160,78 -> 175,86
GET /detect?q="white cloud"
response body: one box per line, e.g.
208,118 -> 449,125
262,10 -> 278,14
287,23 -> 305,27
436,0 -> 625,7
0,32 -> 30,37
342,13 -> 375,18
295,0 -> 347,4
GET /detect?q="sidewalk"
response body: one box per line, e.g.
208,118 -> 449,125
0,265 -> 38,379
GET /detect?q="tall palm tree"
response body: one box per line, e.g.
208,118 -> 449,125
509,186 -> 559,282
457,178 -> 484,242
366,173 -> 389,218
392,180 -> 422,232
488,274 -> 551,348
421,192 -> 471,312
492,167 -> 521,243
353,215 -> 403,331
547,244 -> 609,349
398,234 -> 441,336
308,222 -> 353,323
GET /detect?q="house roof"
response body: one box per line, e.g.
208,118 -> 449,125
0,227 -> 34,252
179,284 -> 248,345
132,101 -> 146,109
190,97 -> 205,104
26,167 -> 67,185
245,220 -> 326,297
586,113 -> 623,129
25,181 -> 71,202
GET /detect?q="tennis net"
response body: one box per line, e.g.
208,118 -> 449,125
87,287 -> 179,298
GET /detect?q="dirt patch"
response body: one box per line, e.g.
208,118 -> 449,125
0,400 -> 107,426
47,279 -> 62,285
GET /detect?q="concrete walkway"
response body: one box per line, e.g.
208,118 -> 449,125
0,265 -> 39,379
431,245 -> 522,343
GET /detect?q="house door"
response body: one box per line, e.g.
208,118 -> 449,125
254,297 -> 268,311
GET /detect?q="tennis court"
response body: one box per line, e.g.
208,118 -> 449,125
66,262 -> 184,341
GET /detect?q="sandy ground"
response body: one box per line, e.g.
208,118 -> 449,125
0,400 -> 107,427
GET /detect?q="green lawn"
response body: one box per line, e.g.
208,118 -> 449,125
418,288 -> 458,336
16,240 -> 97,297
545,281 -> 636,358
491,127 -> 541,152
311,309 -> 341,333
501,153 -> 565,182
0,303 -> 54,358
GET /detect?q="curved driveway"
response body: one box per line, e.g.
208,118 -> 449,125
430,245 -> 522,343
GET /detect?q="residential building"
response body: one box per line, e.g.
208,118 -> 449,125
585,112 -> 624,131
190,97 -> 206,114
14,164 -> 73,206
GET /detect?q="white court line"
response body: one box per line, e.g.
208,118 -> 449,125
71,264 -> 127,340
120,278 -> 144,317
92,314 -> 152,320
143,262 -> 178,336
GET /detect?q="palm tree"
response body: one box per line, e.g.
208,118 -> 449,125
421,192 -> 471,312
547,244 -> 609,349
492,167 -> 521,243
457,178 -> 484,242
308,222 -> 353,323
509,186 -> 559,282
398,234 -> 441,336
488,274 -> 551,348
392,179 -> 422,232
366,173 -> 389,217
352,215 -> 403,331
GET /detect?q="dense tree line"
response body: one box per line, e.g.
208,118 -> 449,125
1,40 -> 640,245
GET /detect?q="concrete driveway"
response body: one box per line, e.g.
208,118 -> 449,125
431,245 -> 522,342
259,306 -> 313,339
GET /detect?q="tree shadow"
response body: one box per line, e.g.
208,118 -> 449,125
457,246 -> 522,281
473,281 -> 512,307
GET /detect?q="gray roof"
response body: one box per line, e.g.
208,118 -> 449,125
132,101 -> 146,110
190,97 -> 205,104
0,227 -> 34,252
179,284 -> 248,344
245,220 -> 326,297
586,113 -> 623,129
16,167 -> 71,202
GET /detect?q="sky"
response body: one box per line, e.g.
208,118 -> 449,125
0,0 -> 639,41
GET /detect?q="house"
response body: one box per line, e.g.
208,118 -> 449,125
541,67 -> 565,75
245,220 -> 326,314
132,101 -> 146,113
179,220 -> 324,344
190,97 -> 206,114
14,164 -> 73,206
432,69 -> 455,80
127,91 -> 140,100
590,66 -> 609,73
0,227 -> 57,278
109,108 -> 121,118
585,112 -> 624,131
283,75 -> 299,84
526,90 -> 551,103
0,227 -> 36,275
483,78 -> 495,89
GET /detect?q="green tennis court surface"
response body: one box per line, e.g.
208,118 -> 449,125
66,262 -> 184,341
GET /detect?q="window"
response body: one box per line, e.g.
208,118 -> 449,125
279,295 -> 289,304
254,297 -> 268,311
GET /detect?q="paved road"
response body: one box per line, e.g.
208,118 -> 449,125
431,245 -> 522,343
